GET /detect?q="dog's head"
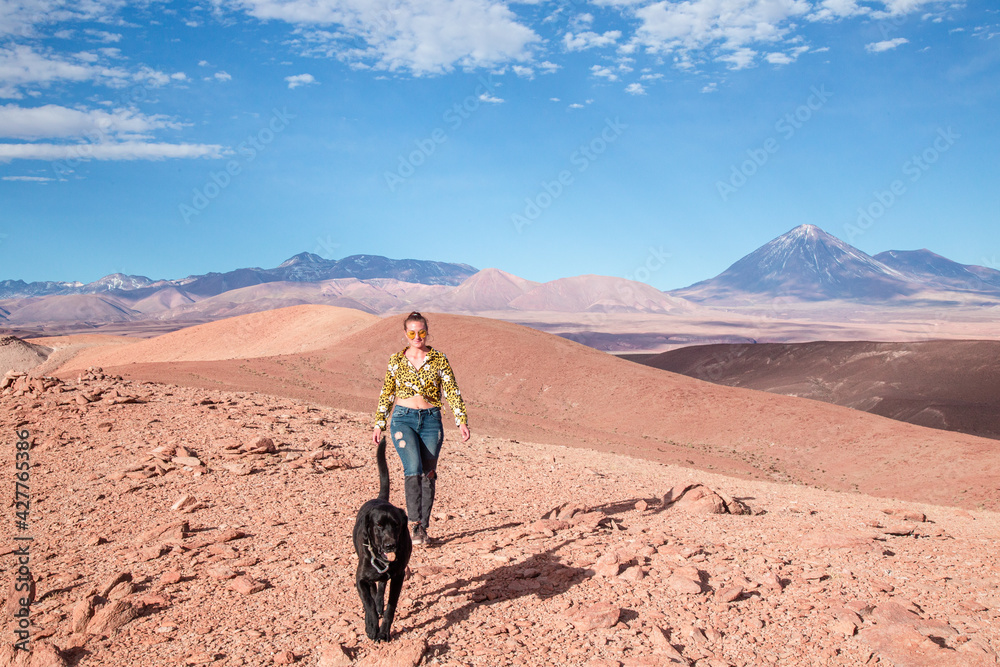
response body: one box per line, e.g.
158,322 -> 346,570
367,506 -> 407,559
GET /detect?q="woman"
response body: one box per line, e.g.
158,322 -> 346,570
372,311 -> 471,545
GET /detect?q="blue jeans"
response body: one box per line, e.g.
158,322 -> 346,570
389,406 -> 443,477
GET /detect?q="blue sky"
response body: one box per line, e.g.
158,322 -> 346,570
1,0 -> 997,290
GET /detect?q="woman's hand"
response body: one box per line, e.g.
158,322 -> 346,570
459,423 -> 471,442
372,427 -> 382,446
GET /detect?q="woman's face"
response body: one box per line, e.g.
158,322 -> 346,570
405,320 -> 428,350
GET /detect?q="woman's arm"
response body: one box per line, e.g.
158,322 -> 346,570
372,359 -> 397,443
439,356 -> 469,437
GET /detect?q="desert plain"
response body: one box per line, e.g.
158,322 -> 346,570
2,304 -> 1000,667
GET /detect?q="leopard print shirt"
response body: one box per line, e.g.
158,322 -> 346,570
374,347 -> 468,429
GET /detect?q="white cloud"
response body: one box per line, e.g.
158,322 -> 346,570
808,0 -> 869,21
537,60 -> 560,74
640,72 -> 664,80
866,37 -> 909,52
214,71 -> 232,81
563,30 -> 622,51
286,73 -> 317,88
0,45 -> 185,98
549,97 -> 560,102
198,60 -> 211,67
0,141 -> 226,162
0,0 -> 127,37
590,65 -> 619,81
719,47 -> 757,70
625,82 -> 646,94
2,175 -> 54,182
633,0 -> 810,72
133,66 -> 187,87
224,0 -> 540,75
0,45 -> 121,98
568,102 -> 584,108
701,82 -> 718,92
512,65 -> 534,77
0,104 -> 183,140
84,29 -> 122,43
766,51 -> 793,64
873,0 -> 939,18
478,92 -> 504,103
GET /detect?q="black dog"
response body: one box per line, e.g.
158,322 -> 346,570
352,437 -> 412,642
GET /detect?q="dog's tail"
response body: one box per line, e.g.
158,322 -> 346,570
377,436 -> 390,502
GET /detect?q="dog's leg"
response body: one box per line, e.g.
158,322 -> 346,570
375,580 -> 386,618
376,572 -> 406,642
356,572 -> 381,640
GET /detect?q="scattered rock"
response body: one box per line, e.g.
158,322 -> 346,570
70,596 -> 98,634
248,437 -> 277,454
231,575 -> 266,595
354,635 -> 426,667
650,627 -> 690,664
273,650 -> 296,664
98,571 -> 132,599
160,570 -> 183,585
316,644 -> 352,667
171,494 -> 202,513
87,599 -> 140,635
563,603 -> 621,631
715,586 -> 744,603
662,484 -> 748,515
883,508 -> 927,522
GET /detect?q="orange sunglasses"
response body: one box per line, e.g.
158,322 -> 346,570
405,329 -> 428,340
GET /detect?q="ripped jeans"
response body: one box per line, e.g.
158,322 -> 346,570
390,406 -> 443,527
389,406 -> 443,476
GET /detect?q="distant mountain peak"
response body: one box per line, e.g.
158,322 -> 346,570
277,252 -> 327,268
789,223 -> 821,237
673,224 -> 919,302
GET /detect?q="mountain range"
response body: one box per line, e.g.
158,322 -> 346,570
0,253 -> 478,300
3,225 -> 999,330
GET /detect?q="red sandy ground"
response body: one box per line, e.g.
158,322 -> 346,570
1,369 -> 999,666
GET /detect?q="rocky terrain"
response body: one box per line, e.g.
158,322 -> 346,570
2,367 -> 1000,666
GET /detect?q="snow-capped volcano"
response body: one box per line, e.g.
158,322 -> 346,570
672,224 -> 922,302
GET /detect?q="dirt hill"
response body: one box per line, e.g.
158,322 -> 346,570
55,305 -> 378,372
49,310 -> 1000,511
637,340 -> 1000,440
